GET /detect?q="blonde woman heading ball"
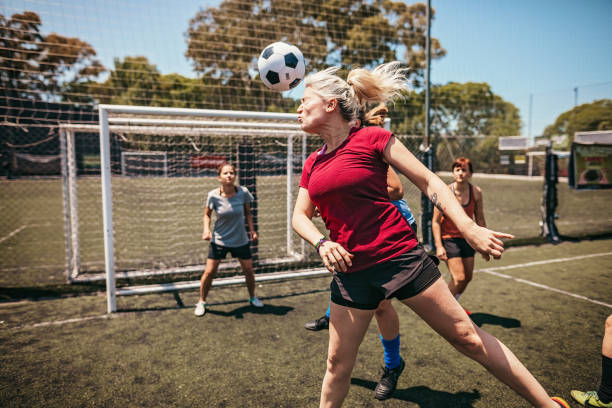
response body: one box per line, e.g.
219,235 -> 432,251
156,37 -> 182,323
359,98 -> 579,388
291,61 -> 570,408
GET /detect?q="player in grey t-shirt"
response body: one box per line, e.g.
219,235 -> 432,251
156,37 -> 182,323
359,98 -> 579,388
195,163 -> 263,317
207,185 -> 253,247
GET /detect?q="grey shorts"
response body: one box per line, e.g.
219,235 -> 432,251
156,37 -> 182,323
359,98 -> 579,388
330,245 -> 441,310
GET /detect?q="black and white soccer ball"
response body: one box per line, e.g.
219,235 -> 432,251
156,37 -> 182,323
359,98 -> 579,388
257,42 -> 305,91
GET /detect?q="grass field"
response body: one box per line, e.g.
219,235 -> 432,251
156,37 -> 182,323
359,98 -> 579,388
2,174 -> 611,289
1,237 -> 611,407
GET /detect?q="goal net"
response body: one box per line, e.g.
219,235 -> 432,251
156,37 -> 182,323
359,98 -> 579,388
61,105 -> 333,312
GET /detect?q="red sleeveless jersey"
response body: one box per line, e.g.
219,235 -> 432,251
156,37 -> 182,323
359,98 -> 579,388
440,184 -> 476,239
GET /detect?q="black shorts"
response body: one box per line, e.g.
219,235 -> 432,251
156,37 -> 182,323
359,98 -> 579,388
330,245 -> 441,310
442,238 -> 476,259
208,242 -> 252,260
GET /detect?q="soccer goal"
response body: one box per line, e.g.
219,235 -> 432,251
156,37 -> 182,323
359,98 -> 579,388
60,105 -> 333,312
120,151 -> 168,177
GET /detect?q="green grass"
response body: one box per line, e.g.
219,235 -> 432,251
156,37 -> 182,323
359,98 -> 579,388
1,175 -> 611,289
1,238 -> 611,407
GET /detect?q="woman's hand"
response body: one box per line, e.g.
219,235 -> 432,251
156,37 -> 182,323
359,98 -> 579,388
318,241 -> 354,273
463,223 -> 514,261
202,231 -> 212,241
249,231 -> 258,241
436,245 -> 448,262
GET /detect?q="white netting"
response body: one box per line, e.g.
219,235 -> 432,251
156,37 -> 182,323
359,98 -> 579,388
62,109 -> 333,284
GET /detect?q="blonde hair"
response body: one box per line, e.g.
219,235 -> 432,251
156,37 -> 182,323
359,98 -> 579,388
304,62 -> 409,126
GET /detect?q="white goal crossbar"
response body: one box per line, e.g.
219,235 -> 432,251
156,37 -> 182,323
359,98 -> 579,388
61,105 -> 318,313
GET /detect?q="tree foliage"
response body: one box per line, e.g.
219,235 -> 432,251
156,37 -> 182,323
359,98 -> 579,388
0,11 -> 104,101
393,82 -> 521,138
3,5 -> 523,158
542,99 -> 612,142
184,0 -> 446,111
66,56 -> 215,108
389,82 -> 521,173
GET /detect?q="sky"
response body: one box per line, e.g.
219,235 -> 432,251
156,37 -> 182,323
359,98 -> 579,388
3,0 -> 611,139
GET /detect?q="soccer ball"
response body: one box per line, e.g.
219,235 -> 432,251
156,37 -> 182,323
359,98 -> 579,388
257,42 -> 305,91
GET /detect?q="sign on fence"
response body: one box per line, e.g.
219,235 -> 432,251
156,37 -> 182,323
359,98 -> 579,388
190,155 -> 227,169
569,143 -> 612,189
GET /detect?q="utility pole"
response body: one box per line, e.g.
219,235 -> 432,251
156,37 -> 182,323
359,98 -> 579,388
574,86 -> 578,107
420,0 -> 435,251
528,93 -> 533,143
425,0 -> 431,148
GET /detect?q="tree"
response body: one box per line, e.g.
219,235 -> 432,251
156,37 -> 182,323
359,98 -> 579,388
185,0 -> 445,111
65,56 -> 214,108
0,11 -> 104,102
542,99 -> 612,143
93,56 -> 163,106
392,82 -> 521,137
389,82 -> 521,172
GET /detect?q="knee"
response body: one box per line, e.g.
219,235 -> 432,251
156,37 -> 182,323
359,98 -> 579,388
326,353 -> 351,380
451,270 -> 466,283
453,276 -> 469,289
457,273 -> 472,285
374,300 -> 391,318
464,271 -> 473,283
449,326 -> 485,357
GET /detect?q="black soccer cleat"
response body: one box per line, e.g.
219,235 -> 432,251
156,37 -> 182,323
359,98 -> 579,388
374,357 -> 405,400
304,315 -> 329,331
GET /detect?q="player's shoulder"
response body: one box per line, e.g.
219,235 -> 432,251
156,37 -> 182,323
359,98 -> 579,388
353,125 -> 392,140
207,188 -> 221,197
238,185 -> 250,194
357,125 -> 391,135
303,150 -> 319,168
471,183 -> 484,198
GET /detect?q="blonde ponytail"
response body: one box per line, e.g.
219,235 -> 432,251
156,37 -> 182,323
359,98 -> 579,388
305,61 -> 408,126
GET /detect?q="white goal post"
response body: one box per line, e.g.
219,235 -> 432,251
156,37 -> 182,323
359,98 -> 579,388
62,105 -> 391,313
61,105 -> 337,313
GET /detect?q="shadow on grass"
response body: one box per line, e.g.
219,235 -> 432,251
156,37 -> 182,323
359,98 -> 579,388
0,284 -> 104,302
206,304 -> 293,319
117,287 -> 328,314
469,312 -> 521,328
351,378 -> 480,407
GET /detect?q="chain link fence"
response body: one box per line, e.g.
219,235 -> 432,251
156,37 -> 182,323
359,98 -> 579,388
3,124 -> 612,289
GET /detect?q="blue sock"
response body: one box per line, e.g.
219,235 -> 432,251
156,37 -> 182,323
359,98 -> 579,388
380,334 -> 401,369
325,303 -> 330,319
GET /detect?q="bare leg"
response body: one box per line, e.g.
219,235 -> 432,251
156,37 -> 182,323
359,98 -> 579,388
238,258 -> 256,298
374,299 -> 399,340
401,277 -> 558,407
320,303 -> 375,408
462,256 -> 475,290
603,314 -> 612,357
199,258 -> 221,302
447,257 -> 471,296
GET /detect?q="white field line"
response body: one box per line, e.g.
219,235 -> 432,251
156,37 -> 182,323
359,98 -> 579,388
0,225 -> 27,244
9,252 -> 612,330
478,252 -> 612,309
15,314 -> 115,330
0,222 -> 56,246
